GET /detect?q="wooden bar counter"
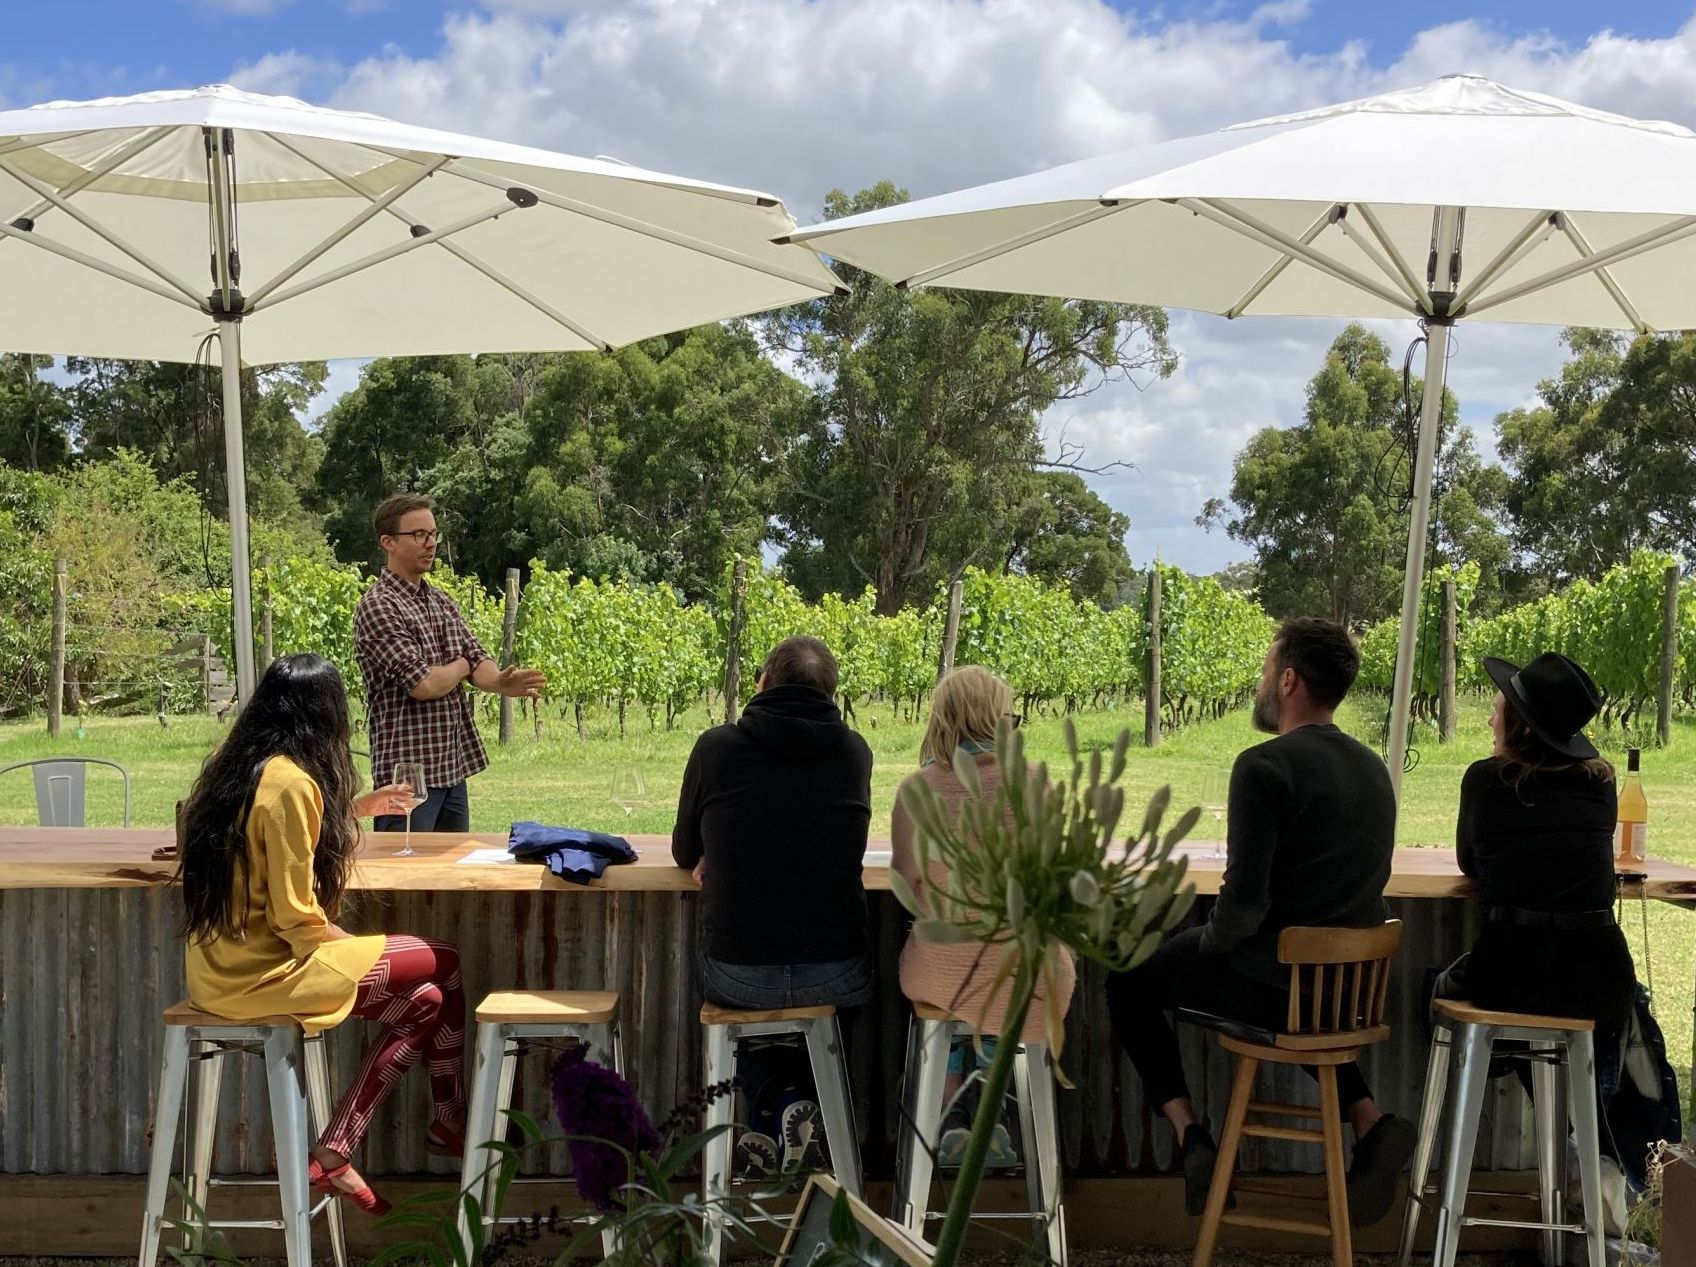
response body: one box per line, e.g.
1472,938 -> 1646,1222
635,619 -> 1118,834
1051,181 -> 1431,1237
2,826 -> 1691,1257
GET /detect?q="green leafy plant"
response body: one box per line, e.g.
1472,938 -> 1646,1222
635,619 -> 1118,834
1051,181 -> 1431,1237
890,717 -> 1198,1267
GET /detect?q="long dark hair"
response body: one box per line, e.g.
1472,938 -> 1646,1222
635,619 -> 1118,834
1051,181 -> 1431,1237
179,653 -> 360,944
1499,703 -> 1614,789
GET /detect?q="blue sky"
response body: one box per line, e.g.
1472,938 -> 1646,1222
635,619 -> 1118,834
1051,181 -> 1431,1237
8,1 -> 1695,111
7,1 -> 1696,572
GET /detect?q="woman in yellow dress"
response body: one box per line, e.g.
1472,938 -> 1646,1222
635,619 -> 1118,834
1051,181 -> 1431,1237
179,653 -> 466,1215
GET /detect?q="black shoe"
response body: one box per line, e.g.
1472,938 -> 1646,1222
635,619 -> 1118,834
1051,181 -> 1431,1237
1180,1124 -> 1222,1216
1347,1114 -> 1417,1226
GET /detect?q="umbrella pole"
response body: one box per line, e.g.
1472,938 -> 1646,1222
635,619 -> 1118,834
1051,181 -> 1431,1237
1385,319 -> 1451,801
217,318 -> 258,705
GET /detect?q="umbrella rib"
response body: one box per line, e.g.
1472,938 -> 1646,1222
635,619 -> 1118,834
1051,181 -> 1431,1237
403,153 -> 844,296
1464,215 -> 1696,319
250,195 -> 537,314
0,154 -> 204,305
1556,215 -> 1648,334
0,217 -> 204,310
888,202 -> 1134,290
247,135 -> 455,306
1329,207 -> 1429,312
431,237 -> 610,350
1450,209 -> 1559,312
1176,198 -> 1415,314
1350,204 -> 1430,311
1225,204 -> 1335,317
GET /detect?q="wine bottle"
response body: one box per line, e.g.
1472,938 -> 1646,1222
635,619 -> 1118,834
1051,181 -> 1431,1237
1615,747 -> 1647,872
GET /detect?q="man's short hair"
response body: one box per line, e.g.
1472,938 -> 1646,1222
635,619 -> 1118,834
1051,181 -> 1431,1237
761,636 -> 838,697
373,492 -> 434,541
1273,617 -> 1359,710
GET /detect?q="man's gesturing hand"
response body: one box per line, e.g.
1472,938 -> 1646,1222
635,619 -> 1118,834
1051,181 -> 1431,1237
495,666 -> 546,699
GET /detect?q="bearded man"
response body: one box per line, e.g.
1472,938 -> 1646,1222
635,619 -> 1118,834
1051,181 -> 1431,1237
1104,617 -> 1414,1225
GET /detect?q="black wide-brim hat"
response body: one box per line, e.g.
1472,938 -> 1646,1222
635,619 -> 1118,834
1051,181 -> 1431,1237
1482,653 -> 1603,760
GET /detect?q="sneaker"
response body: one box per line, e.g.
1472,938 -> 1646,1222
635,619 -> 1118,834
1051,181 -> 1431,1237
984,1123 -> 1019,1170
734,1130 -> 780,1182
1347,1114 -> 1417,1226
937,1127 -> 970,1169
780,1099 -> 826,1173
1180,1124 -> 1222,1217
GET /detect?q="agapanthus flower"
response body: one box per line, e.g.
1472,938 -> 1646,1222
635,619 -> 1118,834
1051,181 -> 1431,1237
550,1046 -> 663,1211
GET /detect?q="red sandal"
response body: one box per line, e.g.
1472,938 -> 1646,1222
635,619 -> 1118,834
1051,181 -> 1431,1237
425,1121 -> 466,1160
308,1156 -> 391,1216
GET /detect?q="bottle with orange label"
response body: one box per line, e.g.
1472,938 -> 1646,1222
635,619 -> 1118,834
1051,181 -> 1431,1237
1615,747 -> 1647,872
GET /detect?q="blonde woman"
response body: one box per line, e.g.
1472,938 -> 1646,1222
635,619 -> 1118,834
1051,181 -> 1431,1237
892,667 -> 1077,1162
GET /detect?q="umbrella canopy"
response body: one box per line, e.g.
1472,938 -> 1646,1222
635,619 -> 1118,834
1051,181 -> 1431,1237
790,73 -> 1696,798
0,84 -> 843,699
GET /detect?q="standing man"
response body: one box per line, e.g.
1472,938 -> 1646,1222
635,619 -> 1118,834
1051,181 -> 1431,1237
354,493 -> 545,833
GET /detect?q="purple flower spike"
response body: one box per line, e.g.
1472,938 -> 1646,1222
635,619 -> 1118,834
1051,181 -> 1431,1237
550,1045 -> 663,1211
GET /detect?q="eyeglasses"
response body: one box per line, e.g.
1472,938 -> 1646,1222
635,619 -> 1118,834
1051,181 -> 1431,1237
391,529 -> 442,546
1003,712 -> 1022,729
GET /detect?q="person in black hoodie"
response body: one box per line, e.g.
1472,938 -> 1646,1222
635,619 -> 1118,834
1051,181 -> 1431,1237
672,635 -> 875,1010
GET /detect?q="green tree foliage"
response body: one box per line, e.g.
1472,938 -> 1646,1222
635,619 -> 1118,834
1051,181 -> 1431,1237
66,357 -> 328,538
765,182 -> 1176,614
0,354 -> 71,472
1356,561 -> 1481,706
313,328 -> 807,601
1003,471 -> 1136,607
1206,324 -> 1507,624
1498,329 -> 1696,590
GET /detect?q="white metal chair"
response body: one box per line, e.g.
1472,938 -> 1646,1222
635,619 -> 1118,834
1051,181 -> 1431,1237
0,756 -> 132,826
892,1002 -> 1067,1265
139,1002 -> 345,1267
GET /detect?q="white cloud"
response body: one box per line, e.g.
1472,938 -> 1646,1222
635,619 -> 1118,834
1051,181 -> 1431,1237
220,1 -> 1696,573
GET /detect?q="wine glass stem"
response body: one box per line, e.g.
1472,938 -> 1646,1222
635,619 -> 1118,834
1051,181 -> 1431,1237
405,809 -> 412,852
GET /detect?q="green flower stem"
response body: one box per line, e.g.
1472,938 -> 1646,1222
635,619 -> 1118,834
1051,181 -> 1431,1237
929,960 -> 1038,1267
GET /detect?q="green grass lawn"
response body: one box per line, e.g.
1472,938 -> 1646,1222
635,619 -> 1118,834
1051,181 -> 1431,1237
4,692 -> 1693,1080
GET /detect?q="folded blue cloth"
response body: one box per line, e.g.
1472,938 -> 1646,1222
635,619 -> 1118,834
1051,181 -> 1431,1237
508,822 -> 638,885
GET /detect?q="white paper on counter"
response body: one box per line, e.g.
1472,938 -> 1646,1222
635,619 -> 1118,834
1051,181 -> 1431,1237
457,848 -> 517,865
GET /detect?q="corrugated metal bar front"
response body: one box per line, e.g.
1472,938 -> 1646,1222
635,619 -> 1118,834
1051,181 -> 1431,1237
0,888 -> 1536,1178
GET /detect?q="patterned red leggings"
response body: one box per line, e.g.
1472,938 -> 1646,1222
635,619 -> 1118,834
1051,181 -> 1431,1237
318,934 -> 467,1157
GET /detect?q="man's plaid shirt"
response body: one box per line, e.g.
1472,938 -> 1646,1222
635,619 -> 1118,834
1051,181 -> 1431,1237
354,568 -> 490,789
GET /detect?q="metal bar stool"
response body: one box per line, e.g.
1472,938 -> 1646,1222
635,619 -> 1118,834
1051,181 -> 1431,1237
699,1001 -> 862,1264
1396,998 -> 1606,1267
458,990 -> 623,1249
1189,920 -> 1404,1267
139,1001 -> 345,1267
892,1002 -> 1067,1265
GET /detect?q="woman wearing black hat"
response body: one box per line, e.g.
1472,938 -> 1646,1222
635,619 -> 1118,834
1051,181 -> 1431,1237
1436,652 -> 1635,1041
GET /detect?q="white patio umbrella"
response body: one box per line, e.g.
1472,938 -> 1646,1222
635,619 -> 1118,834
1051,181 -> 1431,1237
0,84 -> 843,700
787,73 -> 1696,797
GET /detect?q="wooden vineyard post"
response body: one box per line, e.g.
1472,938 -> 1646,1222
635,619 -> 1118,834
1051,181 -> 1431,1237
1439,578 -> 1457,743
723,558 -> 748,725
1659,563 -> 1679,748
1144,567 -> 1162,748
499,567 -> 520,746
48,560 -> 66,737
937,579 -> 963,683
200,636 -> 213,714
259,555 -> 274,672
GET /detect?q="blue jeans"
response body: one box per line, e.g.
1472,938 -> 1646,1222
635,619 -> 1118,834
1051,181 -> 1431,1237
699,953 -> 874,1010
373,781 -> 469,833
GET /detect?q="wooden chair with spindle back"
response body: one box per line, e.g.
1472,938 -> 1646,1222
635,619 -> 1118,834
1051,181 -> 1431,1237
1185,919 -> 1403,1267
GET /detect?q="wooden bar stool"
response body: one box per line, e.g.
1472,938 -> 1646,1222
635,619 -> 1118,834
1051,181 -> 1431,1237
892,1002 -> 1067,1265
458,990 -> 622,1249
1188,920 -> 1403,1267
139,1001 -> 345,1267
699,1001 -> 862,1263
1396,999 -> 1606,1267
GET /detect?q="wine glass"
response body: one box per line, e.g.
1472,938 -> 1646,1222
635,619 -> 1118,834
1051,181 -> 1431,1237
609,766 -> 647,818
1199,769 -> 1229,861
392,761 -> 426,857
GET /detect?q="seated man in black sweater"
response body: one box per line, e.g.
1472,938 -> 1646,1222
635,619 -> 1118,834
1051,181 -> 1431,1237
671,635 -> 875,1010
1105,617 -> 1415,1224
